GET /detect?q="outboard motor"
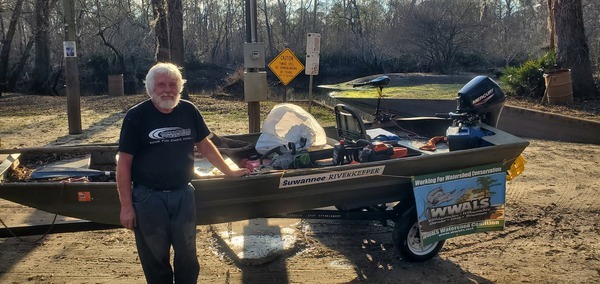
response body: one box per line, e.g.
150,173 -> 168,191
455,76 -> 506,127
441,76 -> 506,151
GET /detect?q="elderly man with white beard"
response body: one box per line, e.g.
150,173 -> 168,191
116,62 -> 250,284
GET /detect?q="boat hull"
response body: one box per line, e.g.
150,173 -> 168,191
0,122 -> 528,227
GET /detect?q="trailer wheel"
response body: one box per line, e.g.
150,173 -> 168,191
393,213 -> 444,262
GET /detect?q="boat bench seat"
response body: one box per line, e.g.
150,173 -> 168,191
89,150 -> 117,171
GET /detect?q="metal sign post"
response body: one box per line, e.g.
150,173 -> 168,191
305,33 -> 321,112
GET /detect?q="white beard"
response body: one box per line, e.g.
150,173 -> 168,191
152,92 -> 180,110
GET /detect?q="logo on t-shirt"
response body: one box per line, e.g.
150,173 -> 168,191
148,127 -> 192,144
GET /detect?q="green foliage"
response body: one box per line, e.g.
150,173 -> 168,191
501,52 -> 556,98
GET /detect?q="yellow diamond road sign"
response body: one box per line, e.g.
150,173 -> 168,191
268,48 -> 304,86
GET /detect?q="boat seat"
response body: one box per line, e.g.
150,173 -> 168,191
89,150 -> 117,171
334,104 -> 370,144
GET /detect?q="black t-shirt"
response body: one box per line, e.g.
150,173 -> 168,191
118,99 -> 210,189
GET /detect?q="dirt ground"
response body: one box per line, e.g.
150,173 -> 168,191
1,93 -> 599,283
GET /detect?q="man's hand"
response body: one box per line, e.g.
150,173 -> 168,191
120,205 -> 136,230
196,138 -> 252,177
229,168 -> 251,177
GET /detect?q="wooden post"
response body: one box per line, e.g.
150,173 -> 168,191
63,0 -> 82,134
308,75 -> 313,113
248,102 -> 261,133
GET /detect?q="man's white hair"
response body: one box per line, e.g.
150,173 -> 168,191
145,62 -> 186,96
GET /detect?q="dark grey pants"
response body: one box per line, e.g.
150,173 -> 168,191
132,183 -> 199,284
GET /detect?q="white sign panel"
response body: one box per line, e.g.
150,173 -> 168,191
63,41 -> 77,57
306,33 -> 321,54
305,33 -> 321,76
279,165 -> 385,188
305,53 -> 320,75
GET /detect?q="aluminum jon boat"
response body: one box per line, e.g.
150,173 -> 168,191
0,75 -> 529,261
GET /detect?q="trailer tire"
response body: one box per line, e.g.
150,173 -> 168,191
393,212 -> 444,262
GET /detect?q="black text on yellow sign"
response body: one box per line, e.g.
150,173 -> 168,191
268,48 -> 305,85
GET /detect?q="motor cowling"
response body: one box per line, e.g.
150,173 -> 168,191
455,76 -> 506,127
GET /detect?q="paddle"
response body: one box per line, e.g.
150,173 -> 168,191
30,166 -> 115,180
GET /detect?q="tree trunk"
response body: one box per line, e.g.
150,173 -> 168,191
263,0 -> 275,56
224,0 -> 232,63
312,0 -> 318,31
168,0 -> 187,99
152,0 -> 170,62
552,0 -> 599,98
8,37 -> 35,91
97,29 -> 128,94
0,0 -> 26,96
30,0 -> 54,95
547,0 -> 555,50
168,0 -> 183,67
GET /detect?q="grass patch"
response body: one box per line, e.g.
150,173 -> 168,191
330,84 -> 465,100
